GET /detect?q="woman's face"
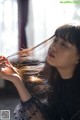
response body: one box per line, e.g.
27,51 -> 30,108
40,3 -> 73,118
47,37 -> 79,69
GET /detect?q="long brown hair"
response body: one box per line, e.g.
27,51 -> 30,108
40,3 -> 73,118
43,24 -> 80,104
9,35 -> 54,99
9,24 -> 80,102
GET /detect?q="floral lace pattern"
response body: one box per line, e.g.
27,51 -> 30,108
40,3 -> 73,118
14,97 -> 46,120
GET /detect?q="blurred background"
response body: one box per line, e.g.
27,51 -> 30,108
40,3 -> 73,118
0,0 -> 80,119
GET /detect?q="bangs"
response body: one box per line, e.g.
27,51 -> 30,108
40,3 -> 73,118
54,24 -> 80,46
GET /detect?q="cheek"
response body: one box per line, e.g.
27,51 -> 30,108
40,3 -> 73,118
60,52 -> 77,66
47,50 -> 78,67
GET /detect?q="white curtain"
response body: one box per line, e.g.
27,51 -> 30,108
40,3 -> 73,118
26,0 -> 80,60
0,0 -> 18,57
26,0 -> 80,46
0,0 -> 18,88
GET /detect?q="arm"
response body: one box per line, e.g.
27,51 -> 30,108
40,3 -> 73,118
0,56 -> 31,102
0,56 -> 49,120
12,76 -> 31,102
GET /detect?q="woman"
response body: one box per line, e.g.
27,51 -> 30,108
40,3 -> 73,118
0,24 -> 80,120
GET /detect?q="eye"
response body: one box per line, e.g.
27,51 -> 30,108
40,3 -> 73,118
50,38 -> 57,46
61,42 -> 68,47
53,38 -> 58,43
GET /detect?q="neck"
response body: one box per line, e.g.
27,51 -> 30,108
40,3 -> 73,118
57,66 -> 76,79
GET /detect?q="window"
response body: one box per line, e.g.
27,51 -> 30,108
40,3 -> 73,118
0,0 -> 18,88
0,0 -> 18,57
26,0 -> 80,60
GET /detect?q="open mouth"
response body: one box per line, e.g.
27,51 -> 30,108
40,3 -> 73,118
48,52 -> 55,58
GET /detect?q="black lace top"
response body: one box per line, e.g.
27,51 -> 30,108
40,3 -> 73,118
14,77 -> 80,120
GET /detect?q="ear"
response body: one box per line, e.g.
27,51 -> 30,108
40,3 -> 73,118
75,56 -> 80,64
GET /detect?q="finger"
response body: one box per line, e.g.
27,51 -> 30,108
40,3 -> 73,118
0,56 -> 7,64
0,55 -> 4,59
0,56 -> 18,74
4,61 -> 18,74
0,56 -> 11,67
5,60 -> 12,67
0,57 -> 13,72
0,56 -> 4,64
0,57 -> 6,70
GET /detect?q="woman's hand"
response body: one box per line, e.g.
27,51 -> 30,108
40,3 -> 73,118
0,56 -> 31,101
0,56 -> 21,82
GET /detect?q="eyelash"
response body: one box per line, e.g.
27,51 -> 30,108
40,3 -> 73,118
53,39 -> 68,47
61,43 -> 67,47
54,39 -> 58,43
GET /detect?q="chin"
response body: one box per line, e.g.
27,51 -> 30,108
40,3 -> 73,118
47,58 -> 55,66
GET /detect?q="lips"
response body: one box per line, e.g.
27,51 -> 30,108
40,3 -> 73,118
48,52 -> 55,58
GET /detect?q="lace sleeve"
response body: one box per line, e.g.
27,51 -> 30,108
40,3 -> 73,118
14,97 -> 48,120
